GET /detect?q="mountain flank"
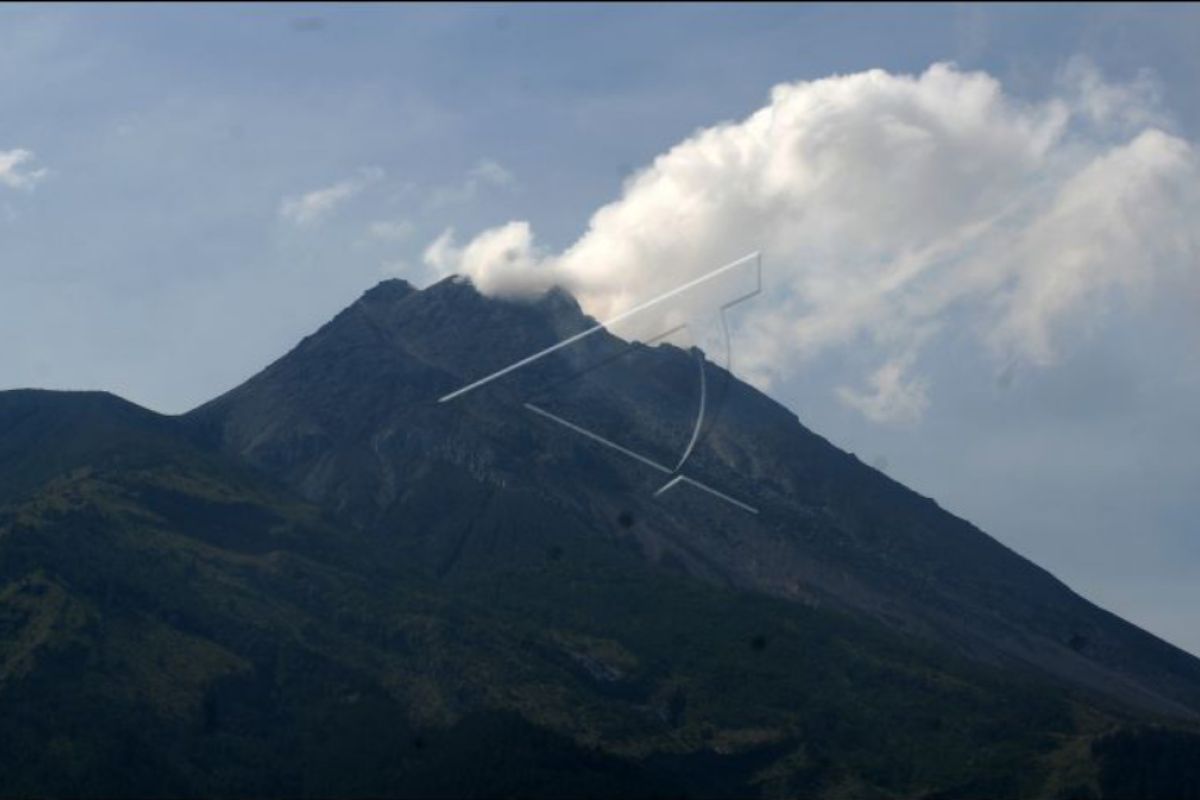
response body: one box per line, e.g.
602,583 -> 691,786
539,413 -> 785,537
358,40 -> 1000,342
2,278 -> 1199,798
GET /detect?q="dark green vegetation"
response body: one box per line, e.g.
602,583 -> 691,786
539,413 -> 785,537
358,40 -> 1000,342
3,280 -> 1200,798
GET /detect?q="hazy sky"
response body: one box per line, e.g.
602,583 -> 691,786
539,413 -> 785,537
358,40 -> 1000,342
2,4 -> 1198,653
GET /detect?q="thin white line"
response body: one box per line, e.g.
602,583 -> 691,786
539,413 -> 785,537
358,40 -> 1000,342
438,252 -> 760,403
528,404 -> 758,514
673,351 -> 706,471
523,403 -> 673,474
642,322 -> 689,347
652,475 -> 686,497
672,475 -> 759,514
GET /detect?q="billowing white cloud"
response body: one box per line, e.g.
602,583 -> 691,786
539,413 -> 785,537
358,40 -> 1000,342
425,63 -> 1200,423
424,221 -> 548,297
986,129 -> 1197,364
279,166 -> 383,226
0,148 -> 48,190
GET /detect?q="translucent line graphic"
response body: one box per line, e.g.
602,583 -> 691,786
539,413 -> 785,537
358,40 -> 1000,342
525,403 -> 759,514
522,323 -> 689,403
673,350 -> 707,472
653,474 -> 758,515
441,252 -> 763,515
524,403 -> 672,475
654,474 -> 688,496
438,251 -> 761,403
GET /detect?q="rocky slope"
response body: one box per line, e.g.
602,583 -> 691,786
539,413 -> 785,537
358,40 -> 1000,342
0,390 -> 1122,798
3,278 -> 1200,797
188,277 -> 1200,721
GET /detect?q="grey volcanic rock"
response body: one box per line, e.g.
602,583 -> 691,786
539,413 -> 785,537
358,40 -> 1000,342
187,276 -> 1200,720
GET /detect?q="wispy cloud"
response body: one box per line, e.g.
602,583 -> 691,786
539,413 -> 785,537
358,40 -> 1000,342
366,218 -> 416,242
429,159 -> 516,208
837,353 -> 930,425
0,148 -> 48,190
279,166 -> 384,226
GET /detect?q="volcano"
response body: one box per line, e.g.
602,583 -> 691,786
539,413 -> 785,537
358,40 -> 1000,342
2,277 -> 1198,798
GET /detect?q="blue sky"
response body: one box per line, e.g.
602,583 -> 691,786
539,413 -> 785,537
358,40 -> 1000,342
2,4 -> 1198,653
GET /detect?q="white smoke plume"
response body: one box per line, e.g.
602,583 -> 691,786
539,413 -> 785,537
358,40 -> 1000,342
424,62 -> 1200,423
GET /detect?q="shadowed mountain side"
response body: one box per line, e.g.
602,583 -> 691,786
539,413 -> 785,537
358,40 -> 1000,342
184,277 -> 1200,722
7,389 -> 1181,798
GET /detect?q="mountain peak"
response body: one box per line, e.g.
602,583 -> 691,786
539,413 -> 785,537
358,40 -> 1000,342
358,276 -> 418,306
373,274 -> 589,325
184,278 -> 1200,722
347,275 -> 586,337
8,277 -> 1200,796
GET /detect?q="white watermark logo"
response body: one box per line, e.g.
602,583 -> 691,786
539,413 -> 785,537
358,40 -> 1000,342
439,252 -> 763,513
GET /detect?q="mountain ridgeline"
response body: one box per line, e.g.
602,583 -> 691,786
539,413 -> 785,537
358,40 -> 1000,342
2,276 -> 1199,798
